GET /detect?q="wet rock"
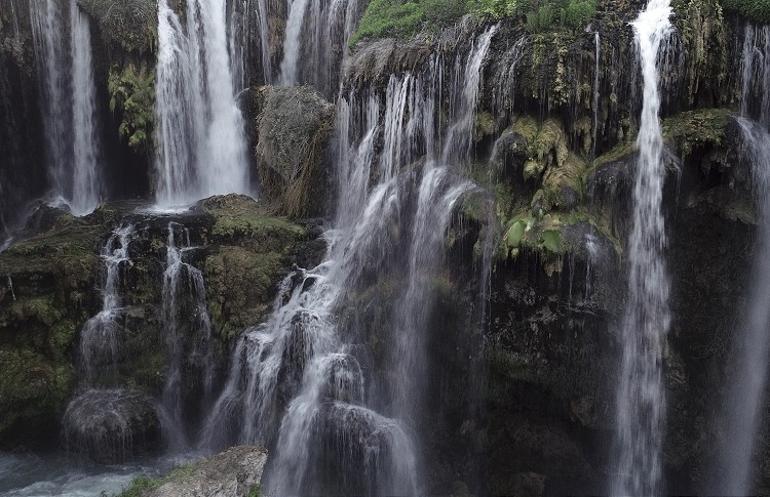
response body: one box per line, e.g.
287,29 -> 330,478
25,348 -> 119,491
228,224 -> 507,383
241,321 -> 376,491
131,446 -> 268,497
62,388 -> 160,463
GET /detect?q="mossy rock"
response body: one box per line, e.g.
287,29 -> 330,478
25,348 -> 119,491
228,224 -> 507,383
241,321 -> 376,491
204,246 -> 285,341
662,108 -> 731,160
79,0 -> 157,54
197,195 -> 307,252
0,348 -> 74,445
254,86 -> 336,218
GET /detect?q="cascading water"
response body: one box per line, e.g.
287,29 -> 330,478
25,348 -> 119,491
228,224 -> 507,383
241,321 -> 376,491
79,224 -> 135,383
29,0 -> 103,215
154,0 -> 250,207
229,0 -> 273,86
160,222 -> 215,450
740,24 -> 770,127
611,1 -> 673,496
277,0 -> 361,95
202,25 -> 497,495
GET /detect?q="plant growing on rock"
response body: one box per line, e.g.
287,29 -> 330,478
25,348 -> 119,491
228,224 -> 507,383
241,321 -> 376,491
108,63 -> 154,152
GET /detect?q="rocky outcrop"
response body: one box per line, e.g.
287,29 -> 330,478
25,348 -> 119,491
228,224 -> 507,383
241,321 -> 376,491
252,86 -> 336,219
122,446 -> 267,497
61,388 -> 160,463
0,195 -> 324,450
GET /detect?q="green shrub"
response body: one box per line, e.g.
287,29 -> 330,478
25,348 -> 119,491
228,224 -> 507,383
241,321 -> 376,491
108,63 -> 155,152
719,0 -> 770,22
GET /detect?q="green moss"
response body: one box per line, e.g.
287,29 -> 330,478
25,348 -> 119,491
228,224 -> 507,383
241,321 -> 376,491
0,348 -> 74,437
468,0 -> 596,31
205,247 -> 284,340
108,64 -> 155,152
117,464 -> 196,497
200,195 -> 306,251
662,108 -> 731,159
593,140 -> 636,169
718,0 -> 770,23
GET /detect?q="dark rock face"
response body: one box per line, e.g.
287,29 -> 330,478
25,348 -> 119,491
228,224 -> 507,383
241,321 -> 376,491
61,388 -> 160,463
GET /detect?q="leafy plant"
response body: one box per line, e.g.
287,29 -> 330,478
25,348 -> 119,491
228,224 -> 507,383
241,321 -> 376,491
108,64 -> 155,152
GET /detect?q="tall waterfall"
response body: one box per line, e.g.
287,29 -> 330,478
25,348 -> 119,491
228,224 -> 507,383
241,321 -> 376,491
229,0 -> 273,86
29,0 -> 102,215
740,24 -> 770,127
712,25 -> 770,493
611,1 -> 673,496
154,0 -> 250,208
69,0 -> 102,215
714,118 -> 770,495
202,26 -> 497,495
160,222 -> 215,450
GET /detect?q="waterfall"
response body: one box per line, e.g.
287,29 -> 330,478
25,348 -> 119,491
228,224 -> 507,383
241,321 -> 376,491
229,0 -> 272,86
29,0 -> 103,215
277,0 -> 361,95
278,0 -> 311,86
202,25 -> 496,495
713,32 -> 770,491
593,31 -> 601,158
69,0 -> 102,215
442,25 -> 498,164
79,224 -> 135,384
611,1 -> 673,496
740,24 -> 770,127
160,222 -> 215,450
154,0 -> 250,208
29,0 -> 69,204
713,118 -> 770,495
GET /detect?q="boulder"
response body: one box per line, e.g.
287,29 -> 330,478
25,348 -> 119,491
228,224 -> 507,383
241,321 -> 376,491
138,446 -> 267,497
62,388 -> 160,463
253,86 -> 335,218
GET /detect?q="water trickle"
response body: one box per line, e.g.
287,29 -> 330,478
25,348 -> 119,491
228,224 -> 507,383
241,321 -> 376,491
611,1 -> 673,495
7,275 -> 16,302
79,224 -> 135,384
593,31 -> 601,158
160,222 -> 215,450
154,0 -> 250,207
